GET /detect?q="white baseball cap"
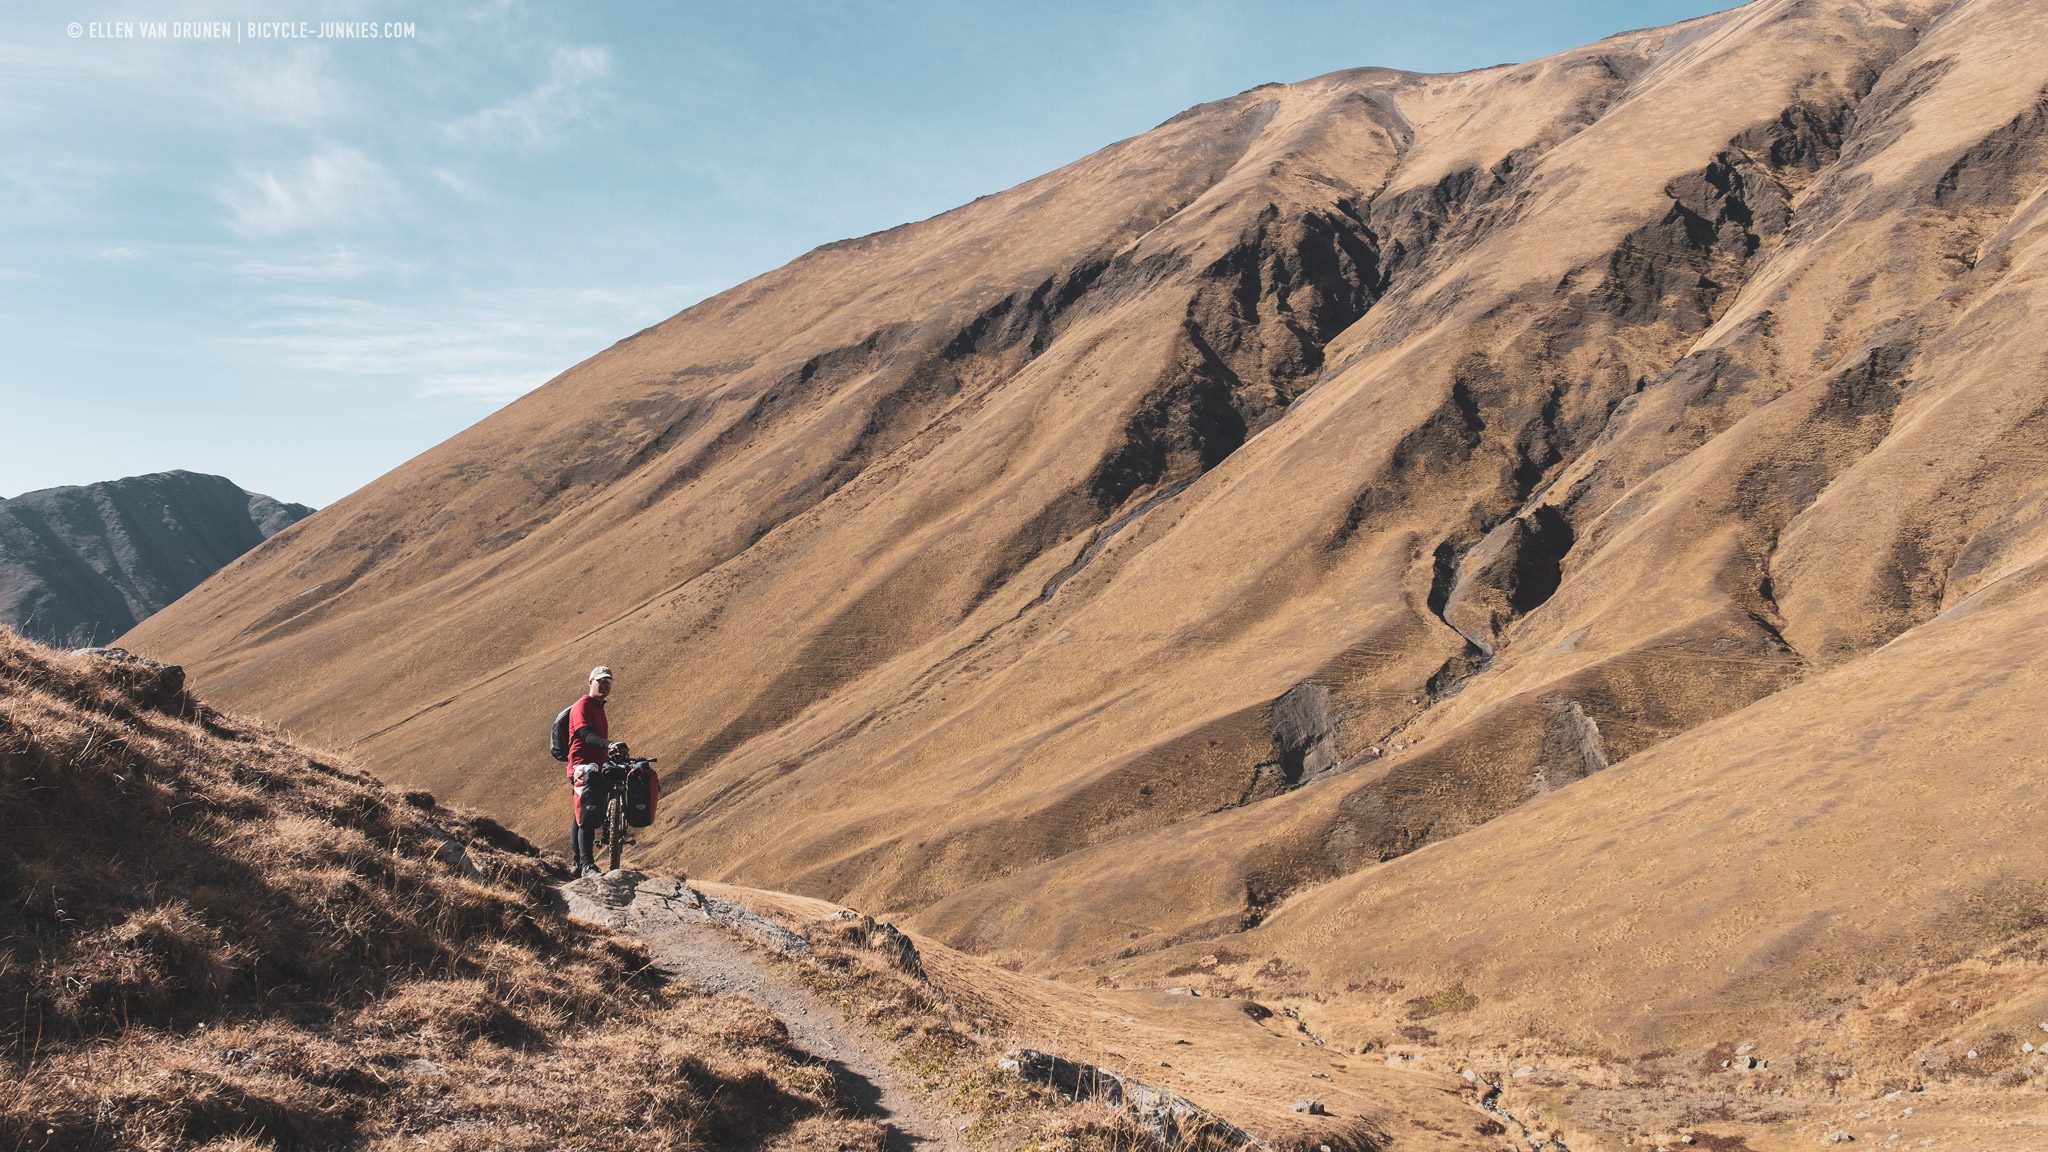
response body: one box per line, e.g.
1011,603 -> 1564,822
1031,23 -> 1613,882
589,666 -> 613,682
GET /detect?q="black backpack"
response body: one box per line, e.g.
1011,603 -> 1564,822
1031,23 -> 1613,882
549,705 -> 572,762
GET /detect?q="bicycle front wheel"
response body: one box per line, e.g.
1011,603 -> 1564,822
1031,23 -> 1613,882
608,796 -> 625,871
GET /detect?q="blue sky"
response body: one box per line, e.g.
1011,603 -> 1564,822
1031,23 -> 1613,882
1,1 -> 1738,507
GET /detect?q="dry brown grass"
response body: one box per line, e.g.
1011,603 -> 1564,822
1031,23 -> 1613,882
790,918 -> 1041,1146
0,629 -> 885,1151
771,913 -> 1379,1152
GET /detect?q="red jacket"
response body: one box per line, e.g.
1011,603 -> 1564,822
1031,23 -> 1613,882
565,694 -> 608,774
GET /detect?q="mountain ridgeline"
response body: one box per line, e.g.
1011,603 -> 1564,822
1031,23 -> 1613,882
126,0 -> 2048,1055
0,471 -> 311,648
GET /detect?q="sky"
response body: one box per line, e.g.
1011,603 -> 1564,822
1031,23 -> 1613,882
1,0 -> 1740,507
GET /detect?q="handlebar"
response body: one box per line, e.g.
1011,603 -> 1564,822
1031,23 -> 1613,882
578,757 -> 657,783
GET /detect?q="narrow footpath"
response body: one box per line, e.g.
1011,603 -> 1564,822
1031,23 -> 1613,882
562,870 -> 965,1152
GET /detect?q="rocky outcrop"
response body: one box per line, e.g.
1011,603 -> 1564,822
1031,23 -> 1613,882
0,471 -> 311,647
1440,506 -> 1576,658
1238,681 -> 1342,805
998,1048 -> 1264,1150
830,910 -> 929,982
69,646 -> 188,715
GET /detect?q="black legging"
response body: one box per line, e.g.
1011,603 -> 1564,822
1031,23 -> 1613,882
571,770 -> 612,871
572,779 -> 602,870
571,814 -> 596,870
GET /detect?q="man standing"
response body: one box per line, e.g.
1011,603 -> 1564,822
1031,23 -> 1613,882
566,665 -> 619,877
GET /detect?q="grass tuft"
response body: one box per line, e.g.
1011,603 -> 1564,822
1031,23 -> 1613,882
0,628 -> 886,1151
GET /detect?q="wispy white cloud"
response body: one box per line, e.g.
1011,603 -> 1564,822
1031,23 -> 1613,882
0,157 -> 129,218
430,166 -> 488,202
0,38 -> 346,131
208,47 -> 346,128
96,244 -> 145,261
224,281 -> 708,402
217,144 -> 401,237
0,41 -> 166,123
225,243 -> 411,282
443,44 -> 611,150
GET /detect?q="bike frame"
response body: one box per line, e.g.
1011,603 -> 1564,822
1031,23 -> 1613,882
588,757 -> 655,873
606,774 -> 628,871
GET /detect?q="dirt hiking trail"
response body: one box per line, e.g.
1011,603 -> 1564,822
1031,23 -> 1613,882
563,870 -> 966,1152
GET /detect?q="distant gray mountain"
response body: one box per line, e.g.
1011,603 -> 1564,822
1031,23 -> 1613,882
0,471 -> 313,647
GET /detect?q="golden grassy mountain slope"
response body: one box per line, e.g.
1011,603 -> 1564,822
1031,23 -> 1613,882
0,633 -> 890,1151
128,0 -> 2048,1059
